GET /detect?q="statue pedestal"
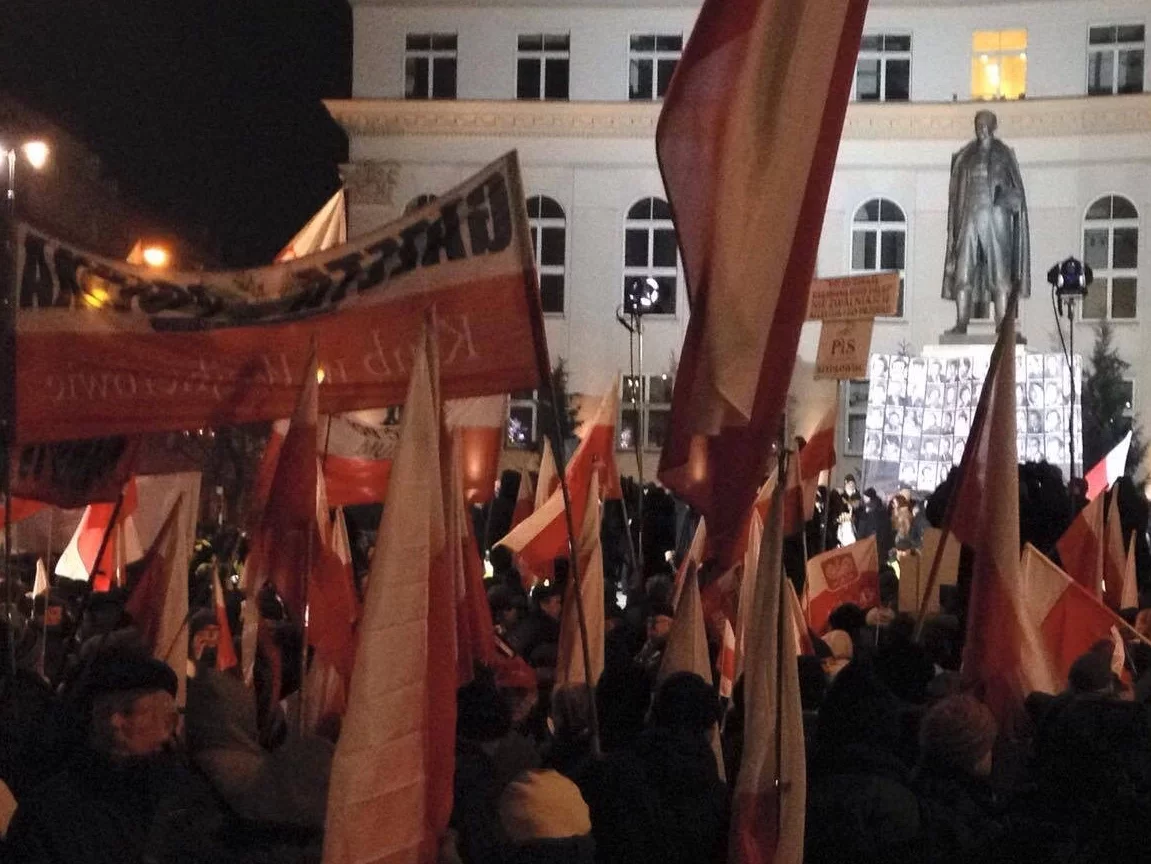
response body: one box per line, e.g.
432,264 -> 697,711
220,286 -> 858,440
937,319 -> 1026,346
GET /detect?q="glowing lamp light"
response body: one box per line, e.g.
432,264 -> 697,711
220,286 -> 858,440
316,366 -> 327,385
141,245 -> 171,269
22,141 -> 49,170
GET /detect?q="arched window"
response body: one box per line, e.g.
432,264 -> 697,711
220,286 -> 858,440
851,198 -> 907,317
403,193 -> 438,215
1083,195 -> 1139,319
623,197 -> 677,315
527,196 -> 566,314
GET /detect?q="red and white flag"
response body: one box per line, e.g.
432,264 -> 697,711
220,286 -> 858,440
32,559 -> 49,600
275,188 -> 347,264
1122,535 -> 1139,610
535,437 -> 559,511
1103,488 -> 1131,610
554,471 -> 605,687
497,382 -> 619,572
659,564 -> 725,780
445,395 -> 507,505
1085,431 -> 1132,502
124,496 -> 190,701
786,579 -> 815,658
798,402 -> 838,522
213,571 -> 239,673
730,467 -> 806,864
946,300 -> 1056,728
655,0 -> 867,567
247,350 -> 319,623
805,535 -> 879,635
55,478 -> 142,591
719,618 -> 737,699
1056,493 -> 1105,598
324,319 -> 459,864
451,431 -> 498,682
509,470 -> 535,530
1019,544 -> 1128,686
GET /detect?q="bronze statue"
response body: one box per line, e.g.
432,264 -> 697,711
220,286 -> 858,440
941,110 -> 1030,334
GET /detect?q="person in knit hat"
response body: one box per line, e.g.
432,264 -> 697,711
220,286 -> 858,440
914,695 -> 1002,863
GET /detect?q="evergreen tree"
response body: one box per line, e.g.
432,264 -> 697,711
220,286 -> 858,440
538,358 -> 578,457
1081,320 -> 1146,476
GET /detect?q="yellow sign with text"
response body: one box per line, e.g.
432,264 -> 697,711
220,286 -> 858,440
815,318 -> 875,380
807,272 -> 901,321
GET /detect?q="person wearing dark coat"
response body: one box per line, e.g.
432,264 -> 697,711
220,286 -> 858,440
5,651 -> 230,864
804,662 -> 921,864
912,694 -> 1002,864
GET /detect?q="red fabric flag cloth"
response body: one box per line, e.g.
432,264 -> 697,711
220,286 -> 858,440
553,470 -> 605,688
1019,544 -> 1129,687
496,383 -> 619,573
947,301 -> 1056,729
55,477 -> 142,590
509,469 -> 535,530
1102,488 -> 1129,611
1056,493 -> 1105,598
213,572 -> 239,672
309,503 -> 360,686
1084,430 -> 1132,502
445,396 -> 507,506
0,498 -> 45,525
655,0 -> 868,567
798,402 -> 838,522
248,350 -> 319,622
452,430 -> 498,682
324,319 -> 458,864
124,495 -> 190,700
804,535 -> 879,635
730,467 -> 806,864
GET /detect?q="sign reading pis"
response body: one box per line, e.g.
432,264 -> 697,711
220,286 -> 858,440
815,318 -> 875,380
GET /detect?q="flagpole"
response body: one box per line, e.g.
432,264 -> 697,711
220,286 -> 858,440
39,509 -> 53,678
913,290 -> 1020,640
89,489 -> 126,590
772,434 -> 789,841
547,372 -> 602,758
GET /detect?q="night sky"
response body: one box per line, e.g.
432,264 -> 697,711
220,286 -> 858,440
0,0 -> 351,267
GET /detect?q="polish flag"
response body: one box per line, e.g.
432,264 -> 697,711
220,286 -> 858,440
125,496 -> 190,701
1056,493 -> 1106,598
659,564 -> 726,780
55,478 -> 142,590
942,297 -> 1057,728
445,395 -> 508,506
554,471 -> 605,687
786,579 -> 815,657
451,431 -> 498,681
672,517 -> 708,604
509,469 -> 535,530
535,438 -> 559,510
733,509 -> 764,682
1103,488 -> 1131,610
719,618 -> 737,699
1084,431 -> 1132,502
655,0 -> 868,569
1019,544 -> 1130,686
497,383 -> 620,571
798,402 -> 838,522
730,465 -> 806,864
805,535 -> 879,635
275,188 -> 347,263
324,319 -> 459,864
1122,535 -> 1139,610
0,499 -> 45,526
32,559 -> 49,600
213,571 -> 239,672
246,350 -> 318,623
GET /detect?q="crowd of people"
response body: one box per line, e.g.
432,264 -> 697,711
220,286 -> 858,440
0,462 -> 1149,863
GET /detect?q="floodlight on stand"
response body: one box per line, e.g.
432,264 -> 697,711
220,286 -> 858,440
1048,256 -> 1093,299
21,141 -> 49,170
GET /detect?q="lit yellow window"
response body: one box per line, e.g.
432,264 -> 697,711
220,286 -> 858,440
971,30 -> 1027,100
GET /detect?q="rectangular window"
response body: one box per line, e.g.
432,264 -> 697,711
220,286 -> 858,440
844,381 -> 869,457
1088,25 -> 1145,95
517,33 -> 571,100
405,33 -> 457,100
855,33 -> 912,102
507,389 -> 538,449
618,374 -> 675,451
629,34 -> 683,101
971,30 -> 1027,100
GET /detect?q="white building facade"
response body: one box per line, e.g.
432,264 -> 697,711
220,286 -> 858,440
330,0 -> 1151,483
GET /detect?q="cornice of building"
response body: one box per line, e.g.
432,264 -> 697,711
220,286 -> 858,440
326,93 -> 1151,142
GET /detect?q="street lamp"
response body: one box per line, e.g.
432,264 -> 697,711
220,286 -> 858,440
1,138 -> 50,215
1,135 -> 48,671
616,276 -> 661,584
1048,256 -> 1093,486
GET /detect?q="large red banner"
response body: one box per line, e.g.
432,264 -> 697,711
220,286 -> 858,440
10,153 -> 549,445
